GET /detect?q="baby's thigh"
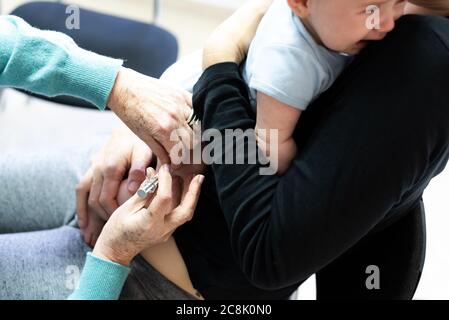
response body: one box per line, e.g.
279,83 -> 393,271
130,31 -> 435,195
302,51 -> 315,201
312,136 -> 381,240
0,139 -> 105,233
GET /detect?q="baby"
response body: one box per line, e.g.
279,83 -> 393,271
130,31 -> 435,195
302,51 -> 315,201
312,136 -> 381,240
244,0 -> 408,174
89,0 -> 449,299
242,0 -> 449,174
163,0 -> 407,174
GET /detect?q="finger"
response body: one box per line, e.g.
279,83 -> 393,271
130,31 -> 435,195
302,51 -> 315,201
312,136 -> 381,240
83,215 -> 105,247
183,91 -> 193,108
158,125 -> 188,167
84,232 -> 92,247
99,158 -> 128,216
156,158 -> 162,171
182,103 -> 193,121
124,191 -> 159,218
91,234 -> 98,247
165,132 -> 183,167
167,174 -> 204,229
179,174 -> 204,213
124,168 -> 156,210
88,170 -> 109,221
90,221 -> 103,247
177,126 -> 194,151
128,141 -> 153,193
148,164 -> 173,217
75,168 -> 93,229
141,167 -> 158,207
147,136 -> 171,165
146,166 -> 156,177
169,130 -> 192,170
176,104 -> 196,161
98,179 -> 120,217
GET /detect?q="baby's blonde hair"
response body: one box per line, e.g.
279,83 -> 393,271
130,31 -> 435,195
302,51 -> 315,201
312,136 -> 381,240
409,0 -> 449,15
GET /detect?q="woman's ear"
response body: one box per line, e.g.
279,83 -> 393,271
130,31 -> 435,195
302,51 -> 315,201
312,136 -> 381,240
287,0 -> 310,18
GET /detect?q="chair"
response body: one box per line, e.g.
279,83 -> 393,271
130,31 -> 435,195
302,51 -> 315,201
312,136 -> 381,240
6,1 -> 177,109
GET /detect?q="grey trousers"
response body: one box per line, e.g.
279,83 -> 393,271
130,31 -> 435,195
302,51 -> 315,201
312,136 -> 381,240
0,136 -> 195,300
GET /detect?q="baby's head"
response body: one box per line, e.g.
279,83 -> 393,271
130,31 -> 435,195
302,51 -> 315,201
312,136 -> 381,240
405,0 -> 449,15
287,0 -> 407,54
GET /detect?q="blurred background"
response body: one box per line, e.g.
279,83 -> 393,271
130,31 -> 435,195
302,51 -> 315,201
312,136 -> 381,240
0,0 -> 238,58
0,0 -> 448,300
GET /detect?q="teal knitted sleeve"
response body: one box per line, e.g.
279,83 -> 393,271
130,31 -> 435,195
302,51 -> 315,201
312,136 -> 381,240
0,15 -> 123,110
68,253 -> 131,300
0,15 -> 131,300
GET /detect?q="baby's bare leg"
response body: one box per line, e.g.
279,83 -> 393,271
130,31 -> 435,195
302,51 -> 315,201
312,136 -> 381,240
140,237 -> 203,299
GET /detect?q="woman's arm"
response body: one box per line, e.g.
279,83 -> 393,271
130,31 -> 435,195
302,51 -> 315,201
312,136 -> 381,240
0,15 -> 122,109
0,15 -> 194,166
194,63 -> 314,289
69,166 -> 204,299
193,15 -> 449,289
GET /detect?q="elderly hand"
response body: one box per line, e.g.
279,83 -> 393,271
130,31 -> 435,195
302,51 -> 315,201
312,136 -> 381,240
107,67 -> 194,165
202,0 -> 273,70
76,125 -> 153,246
92,164 -> 204,266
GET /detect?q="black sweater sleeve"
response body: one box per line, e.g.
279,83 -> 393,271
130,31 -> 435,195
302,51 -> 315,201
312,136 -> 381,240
193,63 -> 339,289
193,63 -> 321,289
192,36 -> 448,289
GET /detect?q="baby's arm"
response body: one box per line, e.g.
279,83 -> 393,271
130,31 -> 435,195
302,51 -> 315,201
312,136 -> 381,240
256,92 -> 302,174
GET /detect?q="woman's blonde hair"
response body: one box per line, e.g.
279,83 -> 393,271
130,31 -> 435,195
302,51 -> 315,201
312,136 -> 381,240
409,0 -> 449,16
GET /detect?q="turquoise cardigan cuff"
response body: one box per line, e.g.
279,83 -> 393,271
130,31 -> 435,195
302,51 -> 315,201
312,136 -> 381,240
68,252 -> 130,300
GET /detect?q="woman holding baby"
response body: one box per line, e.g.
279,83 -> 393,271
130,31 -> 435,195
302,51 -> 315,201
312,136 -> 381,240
1,0 -> 449,299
